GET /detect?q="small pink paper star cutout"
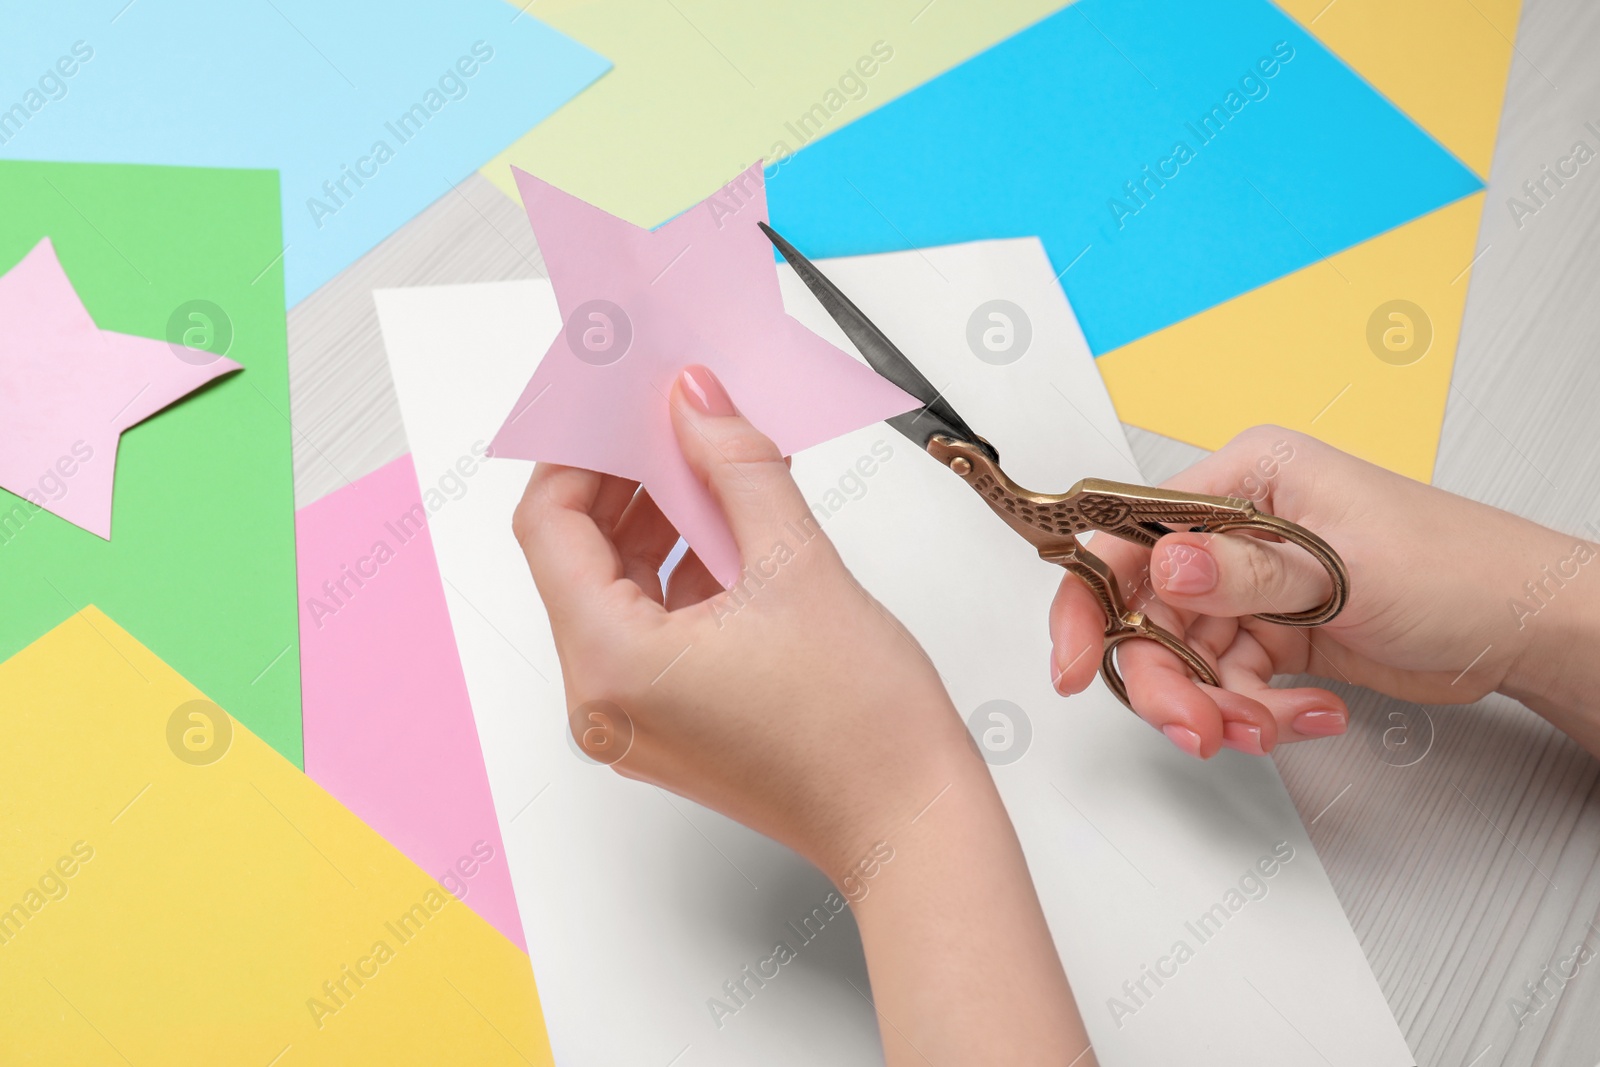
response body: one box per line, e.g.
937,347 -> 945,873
488,162 -> 918,586
0,238 -> 242,539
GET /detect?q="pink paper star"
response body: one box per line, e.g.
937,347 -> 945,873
0,238 -> 242,539
488,163 -> 917,586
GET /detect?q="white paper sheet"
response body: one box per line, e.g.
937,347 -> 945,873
378,238 -> 1413,1067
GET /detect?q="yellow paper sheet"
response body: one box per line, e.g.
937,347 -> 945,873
482,0 -> 1067,225
1277,0 -> 1519,178
1099,194 -> 1483,482
1105,0 -> 1519,479
0,608 -> 552,1066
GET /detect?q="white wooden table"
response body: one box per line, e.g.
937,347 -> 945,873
284,1 -> 1600,1060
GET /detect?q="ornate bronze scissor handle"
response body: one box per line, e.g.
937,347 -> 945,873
925,437 -> 1351,709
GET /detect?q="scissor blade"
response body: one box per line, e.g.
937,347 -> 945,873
759,222 -> 991,456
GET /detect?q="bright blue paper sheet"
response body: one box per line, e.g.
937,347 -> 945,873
765,0 -> 1481,355
0,1 -> 608,304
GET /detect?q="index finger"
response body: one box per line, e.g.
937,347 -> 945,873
1048,532 -> 1155,694
512,463 -> 626,619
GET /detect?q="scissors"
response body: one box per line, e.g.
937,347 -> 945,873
759,222 -> 1351,709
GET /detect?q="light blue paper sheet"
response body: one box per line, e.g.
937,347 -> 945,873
0,1 -> 608,304
765,0 -> 1481,355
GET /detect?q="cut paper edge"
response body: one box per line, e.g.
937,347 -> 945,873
0,237 -> 243,541
4,237 -> 97,334
486,161 -> 918,587
1098,193 -> 1485,482
1278,0 -> 1520,178
89,333 -> 243,542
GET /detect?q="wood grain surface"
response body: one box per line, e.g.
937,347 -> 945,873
285,2 -> 1600,1060
1130,2 -> 1600,1061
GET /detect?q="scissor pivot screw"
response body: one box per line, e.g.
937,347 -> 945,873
948,457 -> 972,476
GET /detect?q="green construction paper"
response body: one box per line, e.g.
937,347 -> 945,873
0,160 -> 301,764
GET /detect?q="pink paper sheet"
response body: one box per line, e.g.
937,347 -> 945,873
488,163 -> 918,585
0,238 -> 241,538
297,453 -> 524,950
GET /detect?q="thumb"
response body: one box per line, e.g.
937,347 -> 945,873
668,365 -> 820,562
1150,531 -> 1332,620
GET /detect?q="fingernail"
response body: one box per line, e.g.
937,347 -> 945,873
1162,724 -> 1204,758
1155,544 -> 1217,595
1293,709 -> 1347,737
1050,644 -> 1083,694
680,364 -> 735,417
1222,722 -> 1266,755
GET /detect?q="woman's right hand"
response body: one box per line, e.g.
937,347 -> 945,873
1048,427 -> 1600,759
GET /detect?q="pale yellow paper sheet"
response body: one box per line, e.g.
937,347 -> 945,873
1103,0 -> 1519,480
482,0 -> 1067,225
0,608 -> 552,1066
